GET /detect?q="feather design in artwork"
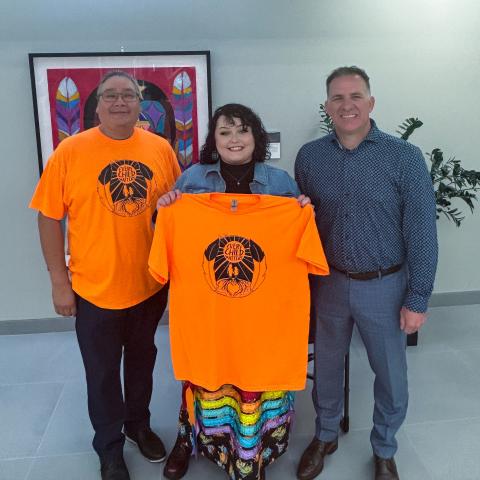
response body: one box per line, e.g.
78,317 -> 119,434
172,71 -> 194,170
56,77 -> 80,142
138,100 -> 167,134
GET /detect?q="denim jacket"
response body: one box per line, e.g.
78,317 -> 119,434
175,162 -> 300,197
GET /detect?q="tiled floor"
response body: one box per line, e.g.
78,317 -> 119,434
1,304 -> 479,480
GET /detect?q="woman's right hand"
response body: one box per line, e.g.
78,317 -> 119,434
156,189 -> 182,209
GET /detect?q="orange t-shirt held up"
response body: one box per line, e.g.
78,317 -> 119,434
30,127 -> 181,309
149,193 -> 329,392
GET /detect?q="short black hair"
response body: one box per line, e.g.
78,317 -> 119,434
326,66 -> 371,95
200,103 -> 270,164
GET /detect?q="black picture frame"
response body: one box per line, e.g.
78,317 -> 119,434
29,50 -> 212,175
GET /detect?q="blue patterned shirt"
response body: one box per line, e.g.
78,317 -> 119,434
295,120 -> 438,313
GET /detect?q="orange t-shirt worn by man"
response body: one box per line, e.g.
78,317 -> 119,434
30,126 -> 181,309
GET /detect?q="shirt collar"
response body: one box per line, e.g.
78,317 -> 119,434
204,162 -> 222,176
252,162 -> 268,185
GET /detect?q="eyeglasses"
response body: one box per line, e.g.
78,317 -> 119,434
97,91 -> 140,103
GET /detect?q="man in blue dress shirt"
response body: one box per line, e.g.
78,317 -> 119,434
295,66 -> 438,480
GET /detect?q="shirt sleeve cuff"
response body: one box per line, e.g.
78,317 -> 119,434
403,291 -> 431,313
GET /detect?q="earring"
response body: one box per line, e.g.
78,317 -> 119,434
211,150 -> 219,161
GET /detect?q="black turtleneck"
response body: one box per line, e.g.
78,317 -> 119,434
220,160 -> 255,194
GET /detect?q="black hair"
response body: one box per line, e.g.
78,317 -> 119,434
200,103 -> 270,164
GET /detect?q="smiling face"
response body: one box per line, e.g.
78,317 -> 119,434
96,75 -> 141,139
325,74 -> 375,142
214,115 -> 255,165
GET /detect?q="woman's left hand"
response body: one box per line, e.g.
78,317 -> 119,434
296,194 -> 311,208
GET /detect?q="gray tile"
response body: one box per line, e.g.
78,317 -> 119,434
0,382 -> 63,459
38,376 -> 183,457
37,381 -> 94,456
406,350 -> 480,424
421,305 -> 480,350
405,418 -> 480,480
149,380 -> 183,450
453,346 -> 480,376
123,449 -> 166,479
27,453 -> 99,480
0,458 -> 32,480
0,332 -> 83,385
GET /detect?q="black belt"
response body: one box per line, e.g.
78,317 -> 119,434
332,264 -> 402,281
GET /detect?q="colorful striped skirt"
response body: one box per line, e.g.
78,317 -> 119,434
176,382 -> 294,480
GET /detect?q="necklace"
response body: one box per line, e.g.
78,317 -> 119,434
221,162 -> 255,186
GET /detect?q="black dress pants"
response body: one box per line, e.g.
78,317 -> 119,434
75,287 -> 168,460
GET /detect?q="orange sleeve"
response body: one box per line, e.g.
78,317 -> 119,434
154,138 -> 182,195
169,145 -> 182,183
148,206 -> 171,285
29,151 -> 67,220
297,206 -> 330,275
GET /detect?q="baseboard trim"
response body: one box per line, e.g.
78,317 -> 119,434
1,291 -> 479,335
0,310 -> 169,335
429,290 -> 480,308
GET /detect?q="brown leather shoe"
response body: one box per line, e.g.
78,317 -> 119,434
296,437 -> 338,480
163,441 -> 192,480
374,454 -> 399,480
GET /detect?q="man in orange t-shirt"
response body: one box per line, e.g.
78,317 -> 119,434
30,71 -> 180,480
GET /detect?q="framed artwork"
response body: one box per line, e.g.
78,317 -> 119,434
29,51 -> 211,175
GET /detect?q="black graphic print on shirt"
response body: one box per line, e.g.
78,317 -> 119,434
97,160 -> 158,217
203,235 -> 267,298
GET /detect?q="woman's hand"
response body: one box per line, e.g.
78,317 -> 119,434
296,194 -> 311,208
157,189 -> 182,209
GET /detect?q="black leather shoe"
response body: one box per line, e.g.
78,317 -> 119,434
296,437 -> 338,480
100,455 -> 130,480
125,427 -> 166,462
163,441 -> 192,480
374,454 -> 400,480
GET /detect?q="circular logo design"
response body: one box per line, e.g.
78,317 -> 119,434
97,160 -> 158,217
203,235 -> 267,298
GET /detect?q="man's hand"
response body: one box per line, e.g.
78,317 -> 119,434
51,279 -> 76,316
156,189 -> 182,209
296,194 -> 312,208
400,306 -> 427,334
38,213 -> 76,316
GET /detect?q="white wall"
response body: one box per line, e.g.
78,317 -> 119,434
1,0 -> 479,320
